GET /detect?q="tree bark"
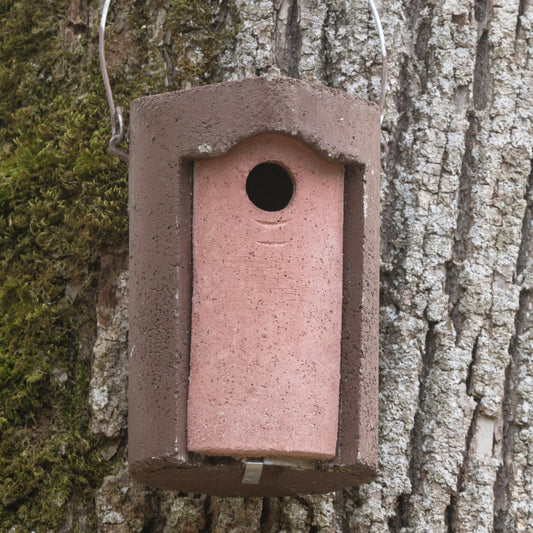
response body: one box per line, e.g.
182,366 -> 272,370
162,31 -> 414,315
2,0 -> 532,531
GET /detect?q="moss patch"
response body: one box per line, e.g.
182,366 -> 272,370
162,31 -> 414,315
0,0 -> 237,529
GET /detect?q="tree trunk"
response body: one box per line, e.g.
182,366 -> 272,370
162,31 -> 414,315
1,0 -> 532,531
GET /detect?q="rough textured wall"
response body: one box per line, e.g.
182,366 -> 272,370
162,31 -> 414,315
1,0 -> 532,531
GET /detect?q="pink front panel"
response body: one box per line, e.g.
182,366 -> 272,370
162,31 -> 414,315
187,133 -> 344,459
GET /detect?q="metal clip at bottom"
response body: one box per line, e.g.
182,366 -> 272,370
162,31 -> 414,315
242,460 -> 263,484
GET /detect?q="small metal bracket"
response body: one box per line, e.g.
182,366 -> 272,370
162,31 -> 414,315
242,460 -> 264,484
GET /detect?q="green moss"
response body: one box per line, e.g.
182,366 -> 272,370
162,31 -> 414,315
0,0 -> 237,529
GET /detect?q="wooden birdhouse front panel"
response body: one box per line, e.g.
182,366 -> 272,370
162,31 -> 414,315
187,133 -> 345,459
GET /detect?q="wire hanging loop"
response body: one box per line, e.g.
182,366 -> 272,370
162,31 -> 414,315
99,0 -> 128,162
368,0 -> 387,124
99,0 -> 387,161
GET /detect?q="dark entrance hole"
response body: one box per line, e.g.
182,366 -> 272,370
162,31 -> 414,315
246,162 -> 294,212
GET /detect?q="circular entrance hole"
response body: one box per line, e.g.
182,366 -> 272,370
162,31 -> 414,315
246,163 -> 294,212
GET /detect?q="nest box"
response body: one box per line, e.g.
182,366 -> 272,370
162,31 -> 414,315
128,76 -> 380,496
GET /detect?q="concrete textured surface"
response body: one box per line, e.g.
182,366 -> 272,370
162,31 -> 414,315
188,133 -> 344,459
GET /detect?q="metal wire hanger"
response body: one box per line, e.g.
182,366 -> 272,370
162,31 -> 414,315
99,0 -> 128,161
99,0 -> 387,161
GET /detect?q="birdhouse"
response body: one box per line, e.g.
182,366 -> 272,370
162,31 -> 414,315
127,76 -> 380,496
